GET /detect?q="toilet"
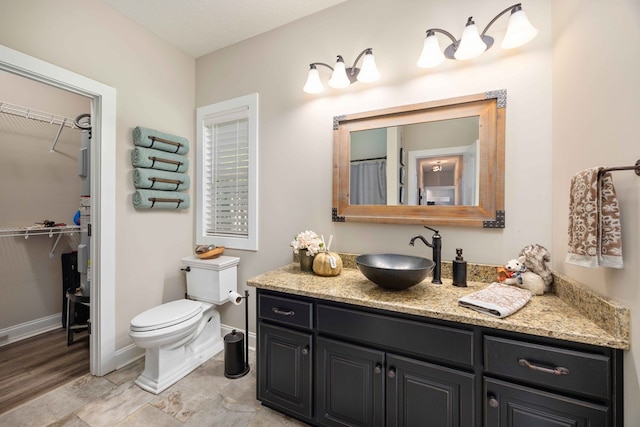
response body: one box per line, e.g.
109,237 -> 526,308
129,255 -> 240,394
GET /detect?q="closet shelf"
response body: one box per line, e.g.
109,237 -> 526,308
0,225 -> 81,239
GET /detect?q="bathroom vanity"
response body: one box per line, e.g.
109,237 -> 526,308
248,259 -> 628,427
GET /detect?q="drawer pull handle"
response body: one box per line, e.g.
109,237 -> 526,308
518,358 -> 569,376
272,307 -> 295,316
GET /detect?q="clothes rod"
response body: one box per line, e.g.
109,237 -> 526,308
599,159 -> 640,177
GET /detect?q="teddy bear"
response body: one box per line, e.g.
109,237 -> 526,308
518,244 -> 553,291
500,255 -> 546,295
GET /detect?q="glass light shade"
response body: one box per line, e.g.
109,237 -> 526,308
501,9 -> 538,49
417,34 -> 445,68
454,22 -> 487,60
357,52 -> 380,83
328,59 -> 350,89
303,66 -> 324,94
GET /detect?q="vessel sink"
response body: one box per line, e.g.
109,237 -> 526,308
355,253 -> 435,290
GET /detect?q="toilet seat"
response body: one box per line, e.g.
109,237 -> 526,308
131,299 -> 203,332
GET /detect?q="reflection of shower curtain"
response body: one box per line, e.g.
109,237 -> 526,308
350,159 -> 387,204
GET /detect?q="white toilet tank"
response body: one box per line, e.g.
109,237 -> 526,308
181,255 -> 240,304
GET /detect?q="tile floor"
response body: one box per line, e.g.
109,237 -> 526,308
0,351 -> 310,427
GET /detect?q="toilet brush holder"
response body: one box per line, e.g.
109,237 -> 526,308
224,290 -> 250,379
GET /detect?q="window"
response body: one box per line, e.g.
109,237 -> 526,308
196,93 -> 258,251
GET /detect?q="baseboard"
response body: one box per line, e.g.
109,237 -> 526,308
0,313 -> 63,347
221,323 -> 256,351
115,343 -> 144,370
114,323 -> 255,372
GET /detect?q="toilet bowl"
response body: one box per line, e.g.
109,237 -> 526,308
129,255 -> 239,394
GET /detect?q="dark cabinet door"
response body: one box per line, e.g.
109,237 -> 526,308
258,322 -> 313,420
316,336 -> 385,427
484,378 -> 610,427
386,353 -> 475,427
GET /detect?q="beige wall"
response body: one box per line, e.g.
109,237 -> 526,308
0,72 -> 89,328
196,0 -> 553,343
0,0 -> 196,350
552,0 -> 640,422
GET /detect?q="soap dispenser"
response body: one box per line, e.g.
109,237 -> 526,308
452,248 -> 467,287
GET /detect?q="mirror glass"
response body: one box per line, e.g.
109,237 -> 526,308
333,91 -> 505,227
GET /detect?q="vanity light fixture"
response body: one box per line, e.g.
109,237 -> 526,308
417,3 -> 538,68
303,48 -> 380,94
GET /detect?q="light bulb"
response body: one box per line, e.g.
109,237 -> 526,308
454,17 -> 487,60
356,50 -> 380,83
303,65 -> 324,94
501,7 -> 538,49
328,56 -> 350,89
417,32 -> 445,68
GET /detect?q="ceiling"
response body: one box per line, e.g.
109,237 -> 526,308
102,0 -> 347,58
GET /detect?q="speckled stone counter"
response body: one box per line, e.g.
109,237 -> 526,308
248,255 -> 630,350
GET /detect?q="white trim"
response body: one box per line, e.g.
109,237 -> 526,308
196,93 -> 259,251
0,313 -> 62,347
115,343 -> 145,370
0,44 -> 116,376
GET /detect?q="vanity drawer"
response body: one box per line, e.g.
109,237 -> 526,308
317,304 -> 474,367
258,293 -> 313,330
484,336 -> 611,400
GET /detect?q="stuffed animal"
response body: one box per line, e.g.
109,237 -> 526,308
519,244 -> 553,291
501,256 -> 546,295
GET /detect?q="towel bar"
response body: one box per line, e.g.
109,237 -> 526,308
149,197 -> 184,208
598,159 -> 640,177
148,156 -> 183,172
148,135 -> 183,153
149,177 -> 183,190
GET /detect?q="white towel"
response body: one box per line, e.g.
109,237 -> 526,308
566,168 -> 623,268
458,283 -> 531,318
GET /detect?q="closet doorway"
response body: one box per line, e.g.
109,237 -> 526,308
0,44 -> 116,376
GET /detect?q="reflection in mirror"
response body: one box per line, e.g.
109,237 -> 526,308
333,90 -> 506,227
349,116 -> 479,206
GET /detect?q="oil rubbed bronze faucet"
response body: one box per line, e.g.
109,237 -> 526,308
409,226 -> 442,284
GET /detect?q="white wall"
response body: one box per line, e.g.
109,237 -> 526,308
0,0 -> 196,350
552,0 -> 640,422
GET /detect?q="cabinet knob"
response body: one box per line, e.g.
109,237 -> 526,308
374,363 -> 382,374
301,346 -> 309,356
387,367 -> 396,378
487,394 -> 499,408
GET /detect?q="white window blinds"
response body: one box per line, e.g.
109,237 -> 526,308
196,93 -> 258,251
204,113 -> 249,237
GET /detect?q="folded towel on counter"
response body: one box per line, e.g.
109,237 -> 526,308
566,168 -> 623,268
132,189 -> 190,210
133,168 -> 190,191
131,147 -> 189,173
458,282 -> 531,318
132,126 -> 189,154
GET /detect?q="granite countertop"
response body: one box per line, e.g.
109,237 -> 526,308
247,255 -> 630,350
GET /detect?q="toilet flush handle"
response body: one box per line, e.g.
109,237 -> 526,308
181,266 -> 191,272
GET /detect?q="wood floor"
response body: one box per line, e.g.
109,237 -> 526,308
0,328 -> 89,415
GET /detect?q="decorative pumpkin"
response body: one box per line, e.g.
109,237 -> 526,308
313,252 -> 343,276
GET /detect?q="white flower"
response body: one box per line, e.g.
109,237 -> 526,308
291,230 -> 324,256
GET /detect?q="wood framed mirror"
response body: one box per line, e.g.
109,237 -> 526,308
332,90 -> 506,227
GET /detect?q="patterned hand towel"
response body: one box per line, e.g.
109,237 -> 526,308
566,168 -> 623,268
458,283 -> 531,318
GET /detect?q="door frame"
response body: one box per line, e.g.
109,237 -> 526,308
0,44 -> 116,376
